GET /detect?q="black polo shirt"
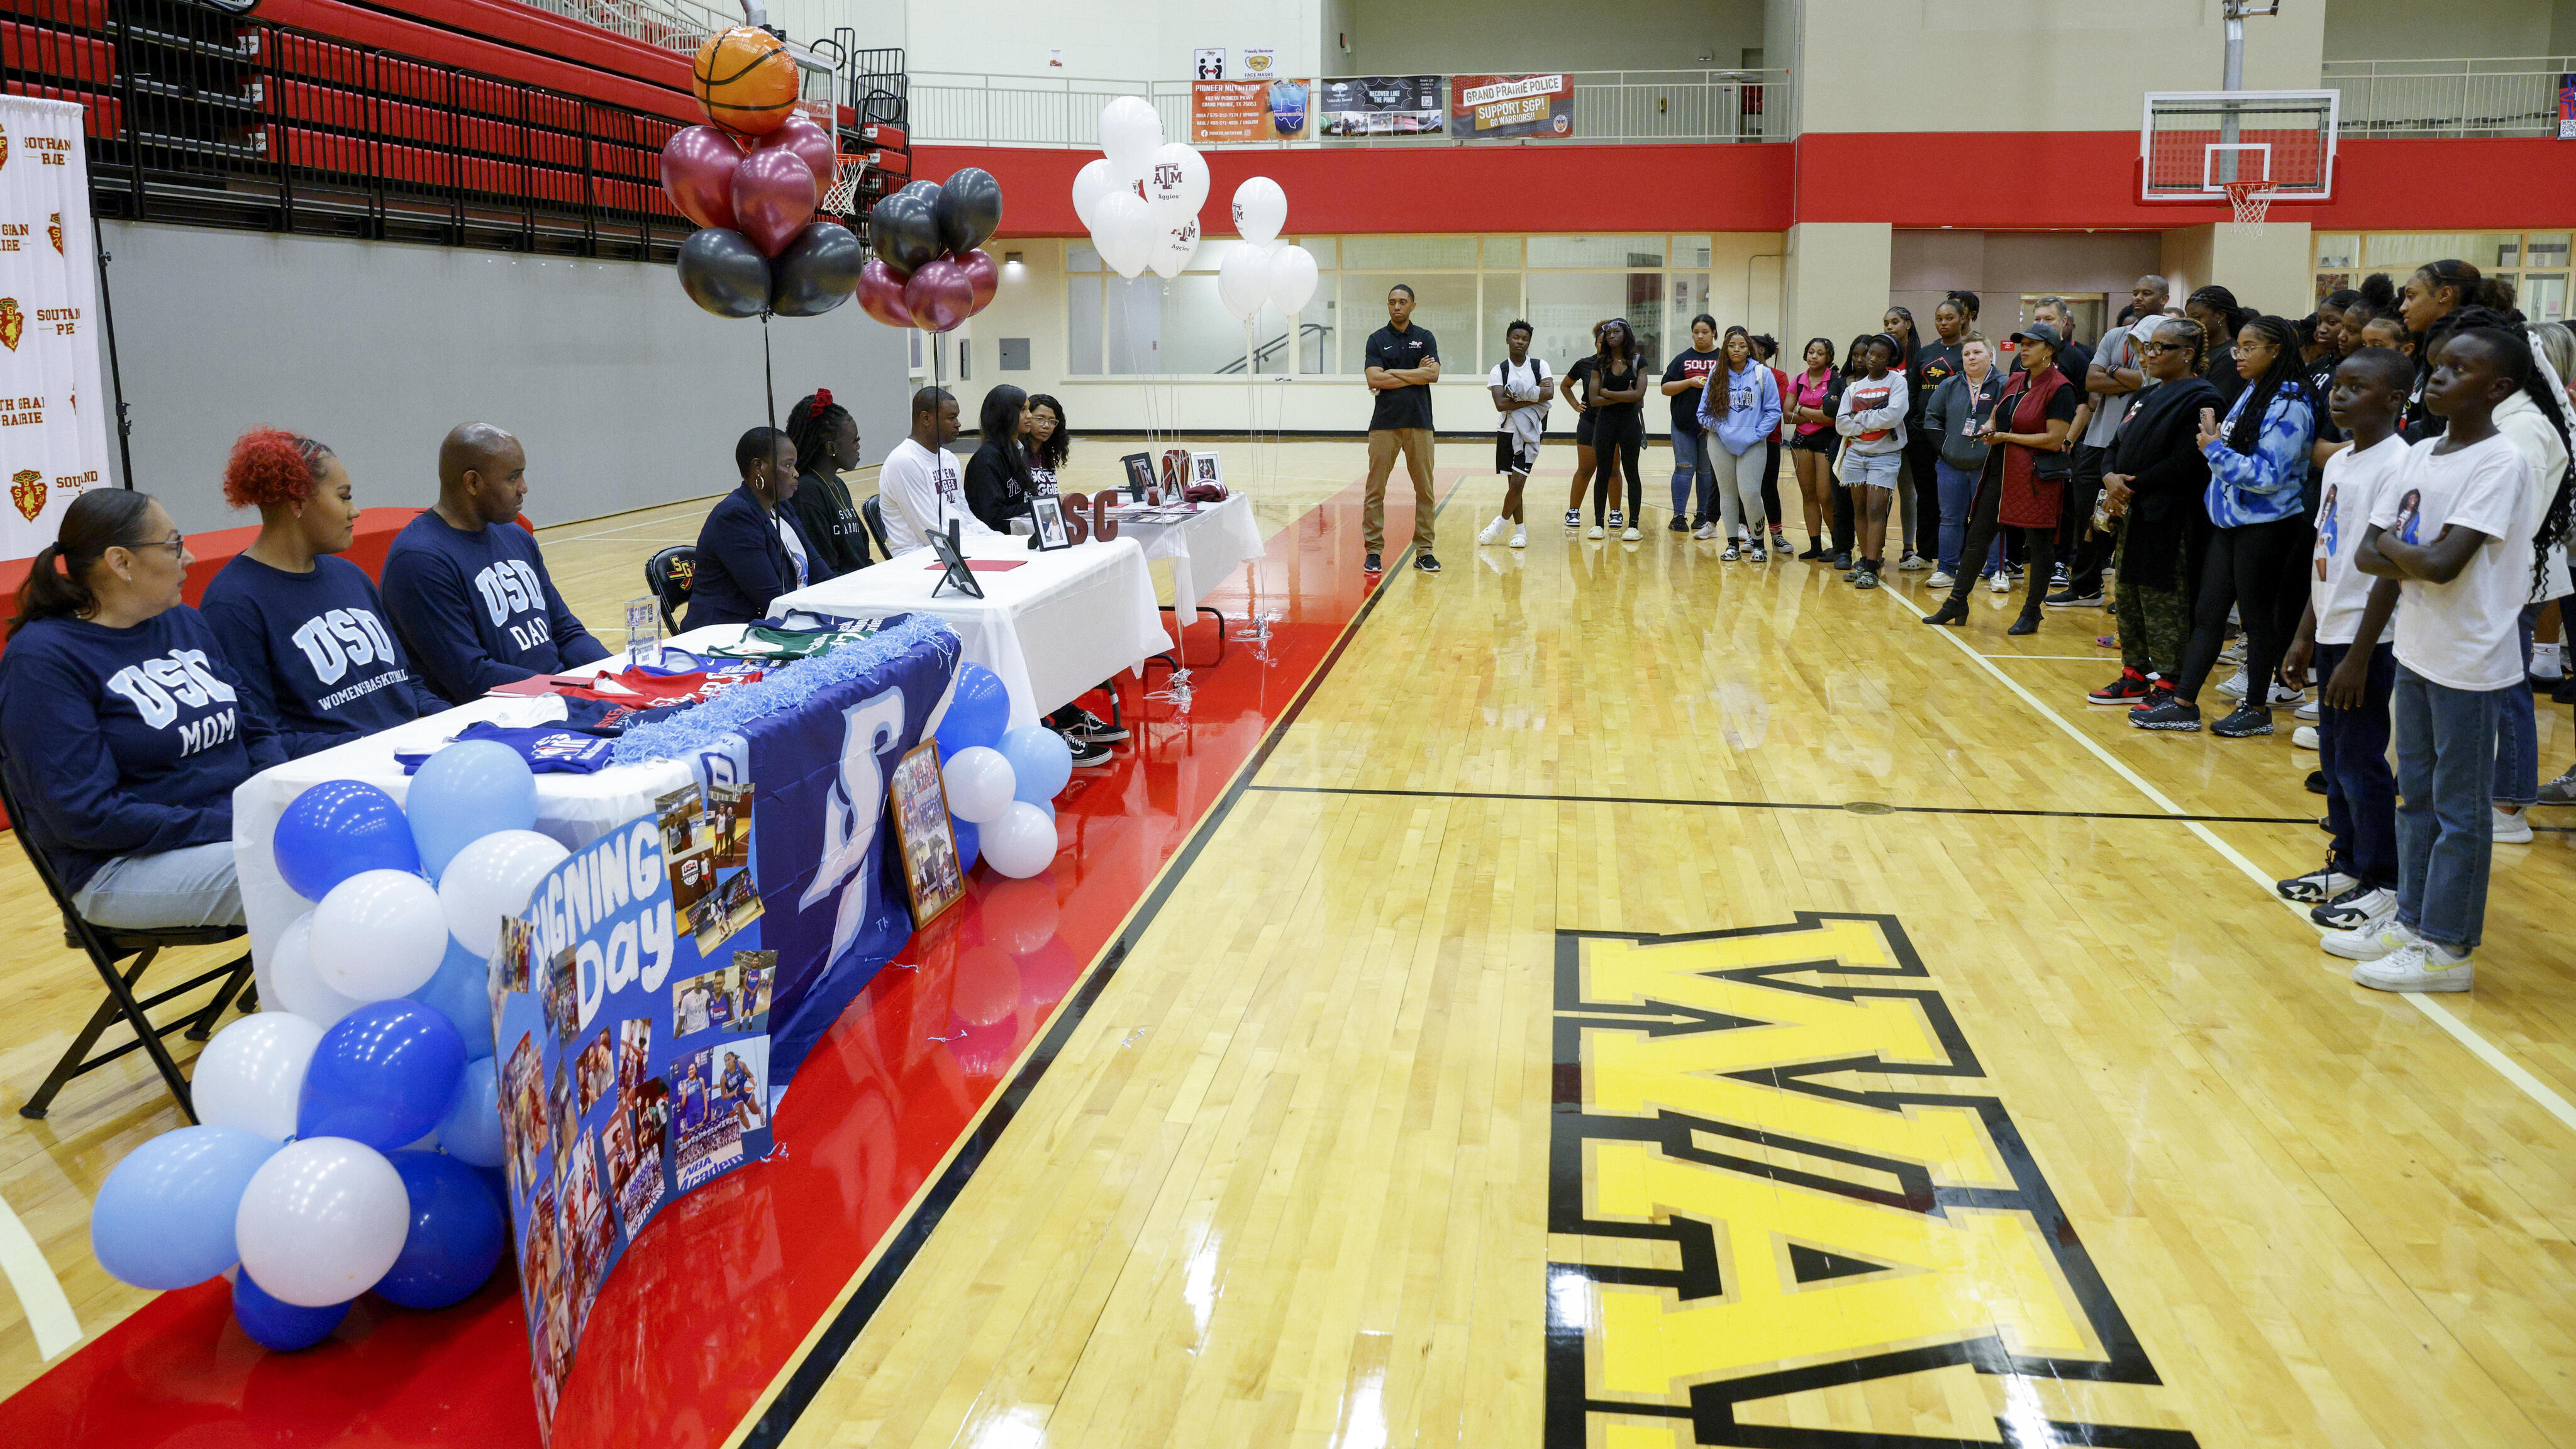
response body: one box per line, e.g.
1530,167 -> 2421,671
1365,322 -> 1438,431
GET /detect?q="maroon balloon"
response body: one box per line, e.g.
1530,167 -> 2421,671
730,147 -> 820,258
753,114 -> 838,194
660,125 -> 744,231
903,256 -> 974,332
958,248 -> 999,313
856,258 -> 913,328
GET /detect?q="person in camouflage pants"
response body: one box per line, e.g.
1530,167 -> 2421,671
2112,526 -> 2191,682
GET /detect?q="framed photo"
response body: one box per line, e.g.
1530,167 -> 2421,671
1030,494 -> 1073,550
1119,452 -> 1155,496
886,740 -> 966,925
1190,452 -> 1223,486
926,518 -> 984,599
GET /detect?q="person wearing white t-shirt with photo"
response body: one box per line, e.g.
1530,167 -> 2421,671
2337,326 -> 2572,992
1480,319 -> 1552,549
878,387 -> 997,556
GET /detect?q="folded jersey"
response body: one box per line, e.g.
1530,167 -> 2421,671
396,719 -> 621,775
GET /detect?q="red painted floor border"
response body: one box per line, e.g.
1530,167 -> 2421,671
5,476 -> 1438,1448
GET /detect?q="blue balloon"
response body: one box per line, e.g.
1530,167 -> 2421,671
408,936 -> 495,1062
436,1057 -> 505,1168
933,664 -> 1010,760
952,818 -> 980,873
233,1270 -> 350,1352
999,725 -> 1074,804
274,780 -> 419,902
298,1000 -> 468,1152
91,1125 -> 281,1289
375,1150 -> 506,1310
405,741 -> 536,879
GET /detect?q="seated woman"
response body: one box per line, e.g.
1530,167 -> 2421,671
201,428 -> 447,757
1024,394 -> 1069,495
963,384 -> 1037,532
0,491 -> 282,928
784,388 -> 873,575
686,426 -> 838,630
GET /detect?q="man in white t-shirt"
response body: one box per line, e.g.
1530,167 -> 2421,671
2339,328 -> 2541,994
878,387 -> 996,555
1477,319 -> 1551,550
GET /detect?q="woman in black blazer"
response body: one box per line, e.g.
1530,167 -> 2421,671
684,427 -> 838,630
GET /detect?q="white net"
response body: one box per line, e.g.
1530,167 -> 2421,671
821,155 -> 863,217
2223,179 -> 2275,237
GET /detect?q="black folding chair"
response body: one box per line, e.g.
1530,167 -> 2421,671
861,495 -> 892,558
0,763 -> 255,1121
645,545 -> 696,635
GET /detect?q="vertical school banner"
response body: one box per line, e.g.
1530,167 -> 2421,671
0,97 -> 109,562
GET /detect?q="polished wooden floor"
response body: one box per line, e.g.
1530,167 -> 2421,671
4,442 -> 2574,1449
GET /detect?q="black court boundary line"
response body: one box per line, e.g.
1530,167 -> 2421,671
738,479 -> 1466,1448
1241,783 -> 2324,826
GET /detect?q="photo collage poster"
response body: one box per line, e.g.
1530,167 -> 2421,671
487,787 -> 777,1431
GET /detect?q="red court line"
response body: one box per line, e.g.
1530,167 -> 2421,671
3,476 -> 1417,1446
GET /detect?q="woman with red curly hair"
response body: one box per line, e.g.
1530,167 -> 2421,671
199,428 -> 446,757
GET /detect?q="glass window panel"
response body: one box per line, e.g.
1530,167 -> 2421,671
1479,274 -> 1526,375
2312,233 -> 2360,270
1528,235 -> 1666,269
1524,272 -> 1664,375
1284,237 -> 1334,269
1106,275 -> 1161,374
2523,274 -> 2567,325
1160,275 -> 1256,372
1067,239 -> 1102,272
1067,274 -> 1104,375
2525,234 -> 2570,269
1672,274 -> 1713,333
1338,236 -> 1477,270
1338,274 -> 1475,375
2363,233 -> 2523,271
1480,237 -> 1523,269
1669,236 -> 1713,269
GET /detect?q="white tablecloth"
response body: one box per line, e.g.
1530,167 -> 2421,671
1108,493 -> 1265,621
767,534 -> 1166,731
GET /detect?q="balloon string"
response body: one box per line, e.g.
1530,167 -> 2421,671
762,312 -> 777,431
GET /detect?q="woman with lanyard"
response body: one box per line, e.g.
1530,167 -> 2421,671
1701,325 -> 1781,562
1922,321 -> 2078,634
783,389 -> 872,575
686,426 -> 835,630
1660,314 -> 1724,536
1784,338 -> 1844,560
1918,335 -> 2006,591
1560,319 -> 1609,533
964,384 -> 1037,531
2087,318 -> 2221,706
1024,394 -> 1070,496
1883,305 -> 1938,571
1580,319 -> 1649,541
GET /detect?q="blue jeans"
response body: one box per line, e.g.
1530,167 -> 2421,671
2316,642 -> 2399,889
2492,603 -> 2540,806
69,840 -> 244,929
2393,663 -> 2502,952
1933,458 -> 2000,575
1670,427 -> 1718,525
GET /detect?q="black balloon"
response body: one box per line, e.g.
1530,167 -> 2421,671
935,167 -> 1004,254
677,227 -> 770,319
867,187 -> 941,274
770,221 -> 865,317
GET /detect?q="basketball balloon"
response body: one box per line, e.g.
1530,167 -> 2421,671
692,27 -> 799,138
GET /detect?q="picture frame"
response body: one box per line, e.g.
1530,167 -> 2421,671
926,518 -> 984,599
1119,452 -> 1155,496
1030,494 -> 1074,550
1190,452 -> 1223,486
886,740 -> 967,926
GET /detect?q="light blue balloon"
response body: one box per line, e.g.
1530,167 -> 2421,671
933,664 -> 1010,760
436,1057 -> 506,1168
408,936 -> 495,1062
91,1125 -> 281,1289
999,725 -> 1072,804
406,740 -> 536,879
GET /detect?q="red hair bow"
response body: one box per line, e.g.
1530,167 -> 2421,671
813,387 -> 834,409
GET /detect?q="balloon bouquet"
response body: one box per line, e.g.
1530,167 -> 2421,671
852,169 -> 1005,335
661,25 -> 866,318
90,744 -> 569,1351
924,663 -> 1070,879
1070,96 -> 1209,282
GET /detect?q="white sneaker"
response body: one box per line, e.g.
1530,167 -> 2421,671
2270,681 -> 2306,707
1621,526 -> 1642,541
2493,806 -> 2534,843
2296,699 -> 2320,721
2218,668 -> 2250,699
1748,545 -> 1767,563
2292,724 -> 2319,750
1477,516 -> 1507,545
1926,570 -> 1955,589
2353,940 -> 2473,993
2323,917 -> 2414,962
1692,522 -> 1717,540
1898,552 -> 1929,571
1509,526 -> 1526,548
1989,572 -> 2010,594
2221,638 -> 2246,663
1563,509 -> 1581,530
1586,523 -> 1605,540
2533,641 -> 2563,681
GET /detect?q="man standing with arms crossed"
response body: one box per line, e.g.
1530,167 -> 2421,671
1363,284 -> 1441,575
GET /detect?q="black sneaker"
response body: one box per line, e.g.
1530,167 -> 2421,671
2129,699 -> 2202,731
2277,860 -> 2357,903
1060,706 -> 1130,743
1829,551 -> 1852,569
1667,516 -> 1691,533
1063,733 -> 1114,768
2311,884 -> 2395,930
1364,552 -> 1382,572
2045,587 -> 2104,608
2211,704 -> 2273,738
1415,553 -> 1441,574
1562,508 -> 1581,529
2306,769 -> 2328,794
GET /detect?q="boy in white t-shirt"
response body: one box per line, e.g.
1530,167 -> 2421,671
1479,321 -> 1552,550
2276,348 -> 2412,933
2337,330 -> 2543,992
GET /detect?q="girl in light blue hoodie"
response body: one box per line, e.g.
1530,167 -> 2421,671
1699,326 -> 1783,562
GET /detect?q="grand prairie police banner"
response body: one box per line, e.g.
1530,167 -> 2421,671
0,97 -> 107,561
1452,74 -> 1575,140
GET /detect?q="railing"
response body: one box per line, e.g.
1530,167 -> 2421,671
508,0 -> 736,57
2324,56 -> 2575,139
907,69 -> 1791,148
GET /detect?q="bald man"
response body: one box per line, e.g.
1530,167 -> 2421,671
380,423 -> 608,702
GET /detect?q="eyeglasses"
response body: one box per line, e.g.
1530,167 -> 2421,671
2229,343 -> 2268,356
125,535 -> 187,555
2138,341 -> 2185,355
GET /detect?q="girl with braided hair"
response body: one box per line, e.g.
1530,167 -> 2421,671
2399,260 -> 2520,439
784,389 -> 872,574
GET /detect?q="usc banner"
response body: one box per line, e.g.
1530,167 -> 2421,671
0,97 -> 106,562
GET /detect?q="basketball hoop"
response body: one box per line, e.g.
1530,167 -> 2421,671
2222,178 -> 2275,238
820,152 -> 865,218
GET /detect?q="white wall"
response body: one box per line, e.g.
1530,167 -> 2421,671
899,0 -> 1326,82
1351,1 -> 1766,74
100,223 -> 909,535
2322,0 -> 2558,60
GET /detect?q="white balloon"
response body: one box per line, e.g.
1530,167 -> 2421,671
235,1137 -> 411,1307
980,801 -> 1060,879
1217,244 -> 1273,321
192,1013 -> 324,1141
1149,209 -> 1201,280
1147,142 -> 1209,219
1071,158 -> 1118,233
312,870 -> 447,1001
269,911 -> 364,1028
1092,191 -> 1156,279
437,830 -> 570,957
1097,96 -> 1164,183
942,746 -> 1018,824
1231,175 -> 1287,245
1267,243 -> 1321,314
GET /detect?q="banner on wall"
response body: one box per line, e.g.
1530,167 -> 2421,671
1316,75 -> 1443,138
2560,73 -> 2575,139
1192,79 -> 1311,142
0,97 -> 109,563
1452,74 -> 1574,140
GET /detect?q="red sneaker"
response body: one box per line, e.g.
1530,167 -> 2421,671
2088,668 -> 2153,706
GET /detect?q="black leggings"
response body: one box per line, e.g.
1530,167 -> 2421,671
1591,411 -> 1644,525
1944,462 -> 2056,617
2175,516 -> 2306,705
1759,438 -> 1783,531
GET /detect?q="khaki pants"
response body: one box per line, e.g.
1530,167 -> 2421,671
1363,427 -> 1436,554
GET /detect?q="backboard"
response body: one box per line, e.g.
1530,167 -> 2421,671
2140,90 -> 2338,203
